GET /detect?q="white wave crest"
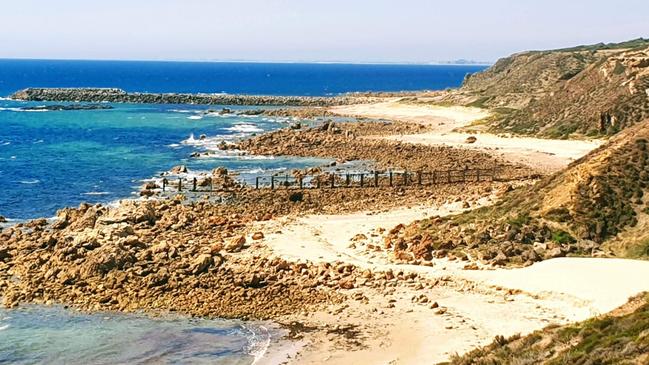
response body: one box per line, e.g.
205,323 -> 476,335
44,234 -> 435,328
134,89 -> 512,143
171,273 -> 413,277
19,179 -> 40,184
244,325 -> 272,365
239,168 -> 266,174
181,133 -> 238,151
225,123 -> 264,133
187,115 -> 203,120
83,192 -> 111,196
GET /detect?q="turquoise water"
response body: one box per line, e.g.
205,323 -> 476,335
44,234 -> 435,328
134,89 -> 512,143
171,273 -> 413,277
0,305 -> 275,364
0,99 -> 327,220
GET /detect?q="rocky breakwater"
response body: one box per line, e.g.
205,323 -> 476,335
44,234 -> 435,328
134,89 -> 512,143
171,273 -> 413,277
10,88 -> 375,107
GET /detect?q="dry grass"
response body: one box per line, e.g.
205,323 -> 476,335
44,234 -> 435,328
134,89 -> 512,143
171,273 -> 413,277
445,293 -> 649,365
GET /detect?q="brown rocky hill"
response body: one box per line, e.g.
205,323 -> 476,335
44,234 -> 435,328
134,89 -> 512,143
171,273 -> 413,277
456,39 -> 649,138
389,118 -> 649,266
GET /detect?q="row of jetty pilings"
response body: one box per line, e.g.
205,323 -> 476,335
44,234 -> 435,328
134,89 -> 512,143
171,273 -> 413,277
156,167 -> 498,193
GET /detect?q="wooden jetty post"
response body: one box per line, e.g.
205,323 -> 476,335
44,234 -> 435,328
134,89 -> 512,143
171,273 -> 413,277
374,171 -> 379,187
162,178 -> 167,192
178,178 -> 182,192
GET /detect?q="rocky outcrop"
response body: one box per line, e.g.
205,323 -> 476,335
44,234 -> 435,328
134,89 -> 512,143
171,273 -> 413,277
10,88 -> 375,107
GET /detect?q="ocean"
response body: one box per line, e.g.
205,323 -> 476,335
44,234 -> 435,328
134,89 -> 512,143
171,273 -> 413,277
0,59 -> 486,364
0,59 -> 485,96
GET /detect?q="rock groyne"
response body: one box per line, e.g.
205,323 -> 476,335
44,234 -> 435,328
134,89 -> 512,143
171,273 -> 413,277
10,88 -> 372,106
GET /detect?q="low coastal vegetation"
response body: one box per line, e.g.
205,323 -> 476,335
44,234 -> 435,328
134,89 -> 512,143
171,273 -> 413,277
448,292 -> 649,364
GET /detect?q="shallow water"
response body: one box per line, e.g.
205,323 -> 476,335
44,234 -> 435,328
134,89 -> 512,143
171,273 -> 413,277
0,305 -> 276,364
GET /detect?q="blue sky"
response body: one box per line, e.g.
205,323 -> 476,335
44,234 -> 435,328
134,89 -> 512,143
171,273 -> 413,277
1,0 -> 647,63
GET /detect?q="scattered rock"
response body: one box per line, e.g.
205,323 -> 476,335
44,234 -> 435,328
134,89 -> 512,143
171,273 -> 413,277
170,165 -> 188,174
225,236 -> 246,252
191,254 -> 213,274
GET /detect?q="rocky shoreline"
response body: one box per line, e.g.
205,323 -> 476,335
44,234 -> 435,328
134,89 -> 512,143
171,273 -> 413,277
0,176 -> 500,316
0,99 -> 569,364
10,88 -> 376,107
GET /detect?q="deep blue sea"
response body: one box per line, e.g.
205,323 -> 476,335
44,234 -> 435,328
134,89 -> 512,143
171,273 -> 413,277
0,59 -> 486,96
0,59 -> 486,364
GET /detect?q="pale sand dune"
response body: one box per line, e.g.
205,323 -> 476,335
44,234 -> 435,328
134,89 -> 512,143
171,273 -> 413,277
331,100 -> 490,132
460,258 -> 649,315
331,100 -> 603,171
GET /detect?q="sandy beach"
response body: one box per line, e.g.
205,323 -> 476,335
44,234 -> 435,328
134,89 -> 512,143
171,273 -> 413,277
254,100 -> 641,363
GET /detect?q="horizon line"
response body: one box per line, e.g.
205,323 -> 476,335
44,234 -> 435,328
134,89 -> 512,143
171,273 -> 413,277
0,57 -> 494,66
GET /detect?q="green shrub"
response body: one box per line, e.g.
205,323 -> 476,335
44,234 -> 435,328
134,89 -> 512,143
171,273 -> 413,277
551,230 -> 576,244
